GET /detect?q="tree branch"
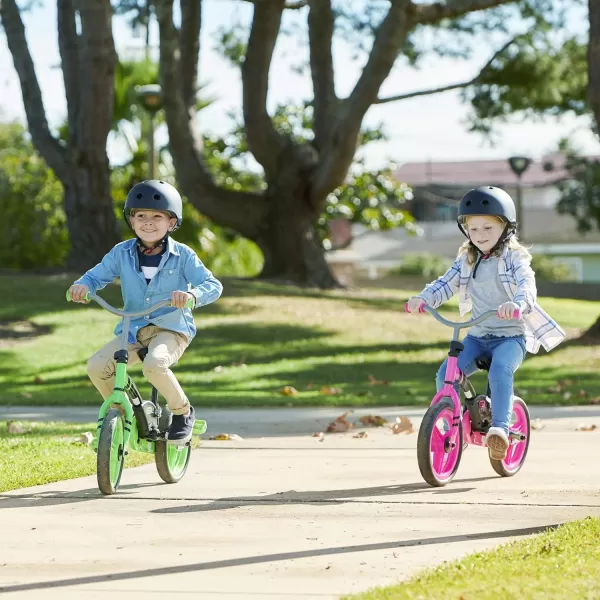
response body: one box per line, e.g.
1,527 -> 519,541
308,0 -> 337,150
179,0 -> 201,109
57,0 -> 80,139
375,35 -> 518,104
153,0 -> 268,238
313,0 -> 410,198
73,0 -> 116,151
0,0 -> 67,179
241,0 -> 286,176
409,0 -> 518,26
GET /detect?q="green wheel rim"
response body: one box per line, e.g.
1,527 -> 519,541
110,416 -> 124,486
167,443 -> 189,478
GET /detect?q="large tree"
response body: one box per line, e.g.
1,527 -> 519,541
0,0 -> 120,270
154,0 -> 568,287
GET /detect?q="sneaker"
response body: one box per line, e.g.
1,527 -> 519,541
168,405 -> 195,445
486,426 -> 509,460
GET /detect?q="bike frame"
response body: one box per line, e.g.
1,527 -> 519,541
67,291 -> 207,453
409,303 -> 520,449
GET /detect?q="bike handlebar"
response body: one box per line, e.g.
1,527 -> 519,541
404,302 -> 520,329
66,290 -> 194,317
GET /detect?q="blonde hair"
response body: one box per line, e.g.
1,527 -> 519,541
458,215 -> 531,264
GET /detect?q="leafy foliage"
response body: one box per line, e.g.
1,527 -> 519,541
0,122 -> 69,269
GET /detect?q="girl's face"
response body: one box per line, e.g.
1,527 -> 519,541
465,215 -> 504,254
131,210 -> 176,246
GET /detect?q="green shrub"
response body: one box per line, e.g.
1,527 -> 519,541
531,254 -> 575,282
390,253 -> 453,279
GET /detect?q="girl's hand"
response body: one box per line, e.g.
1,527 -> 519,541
406,296 -> 426,314
497,301 -> 520,319
171,290 -> 194,309
69,284 -> 89,303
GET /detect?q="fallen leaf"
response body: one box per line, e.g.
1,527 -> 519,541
579,389 -> 588,398
531,418 -> 545,430
210,433 -> 244,440
78,432 -> 94,445
280,385 -> 298,396
320,386 -> 342,396
33,376 -> 43,385
312,432 -> 325,442
231,355 -> 247,367
575,424 -> 597,432
563,391 -> 572,400
368,375 -> 389,385
359,415 -> 388,427
391,416 -> 414,434
589,397 -> 600,405
214,365 -> 224,372
353,431 -> 368,438
326,410 -> 354,433
7,421 -> 29,435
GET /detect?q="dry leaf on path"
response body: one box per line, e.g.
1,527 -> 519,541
391,416 -> 414,434
359,415 -> 388,427
531,418 -> 545,431
575,424 -> 597,432
326,410 -> 355,433
210,433 -> 244,440
312,432 -> 325,442
353,431 -> 368,439
78,432 -> 94,445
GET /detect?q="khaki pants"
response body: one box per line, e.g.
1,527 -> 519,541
87,326 -> 190,415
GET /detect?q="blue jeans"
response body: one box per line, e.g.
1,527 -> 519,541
435,334 -> 527,433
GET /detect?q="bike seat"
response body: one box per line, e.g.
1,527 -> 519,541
136,347 -> 178,367
475,358 -> 492,371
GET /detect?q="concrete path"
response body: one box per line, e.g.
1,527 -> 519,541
0,406 -> 599,599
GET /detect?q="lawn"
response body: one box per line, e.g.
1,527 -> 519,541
0,420 -> 154,492
0,273 -> 599,407
343,517 -> 600,600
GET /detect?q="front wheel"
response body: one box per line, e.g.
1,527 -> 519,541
155,440 -> 191,483
97,408 -> 125,495
417,398 -> 463,487
489,396 -> 530,477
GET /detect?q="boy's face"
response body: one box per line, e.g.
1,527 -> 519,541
465,215 -> 504,254
130,209 -> 176,246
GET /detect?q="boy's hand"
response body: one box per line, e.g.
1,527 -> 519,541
498,301 -> 520,319
69,284 -> 89,303
171,290 -> 194,309
406,296 -> 426,314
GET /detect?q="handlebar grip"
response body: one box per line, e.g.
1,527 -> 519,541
184,297 -> 195,309
514,308 -> 520,319
405,301 -> 426,313
66,290 -> 91,302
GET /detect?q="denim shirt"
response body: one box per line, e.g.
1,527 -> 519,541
74,238 -> 223,343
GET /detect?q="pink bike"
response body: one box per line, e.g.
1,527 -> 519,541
405,303 -> 531,487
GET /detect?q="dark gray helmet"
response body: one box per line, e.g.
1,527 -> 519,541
457,186 -> 516,228
124,180 -> 183,230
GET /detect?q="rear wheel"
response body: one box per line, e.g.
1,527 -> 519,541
97,408 -> 125,495
489,397 -> 530,477
155,441 -> 191,483
417,398 -> 463,487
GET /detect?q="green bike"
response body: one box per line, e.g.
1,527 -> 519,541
66,290 -> 207,495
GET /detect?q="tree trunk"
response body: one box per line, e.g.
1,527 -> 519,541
63,156 -> 121,271
257,192 -> 339,288
581,314 -> 600,342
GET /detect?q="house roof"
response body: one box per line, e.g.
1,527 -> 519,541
394,152 -> 573,188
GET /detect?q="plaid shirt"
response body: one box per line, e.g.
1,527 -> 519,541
417,247 -> 566,354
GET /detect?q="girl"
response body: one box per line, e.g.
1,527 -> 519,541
407,186 -> 565,460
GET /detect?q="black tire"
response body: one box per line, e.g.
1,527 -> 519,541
417,398 -> 463,487
155,440 -> 191,484
489,397 -> 530,477
97,408 -> 125,495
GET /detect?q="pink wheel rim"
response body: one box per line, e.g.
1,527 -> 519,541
503,402 -> 528,470
429,407 -> 460,480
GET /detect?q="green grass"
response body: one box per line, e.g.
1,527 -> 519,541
343,517 -> 600,600
1,273 -> 599,407
0,420 -> 155,492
